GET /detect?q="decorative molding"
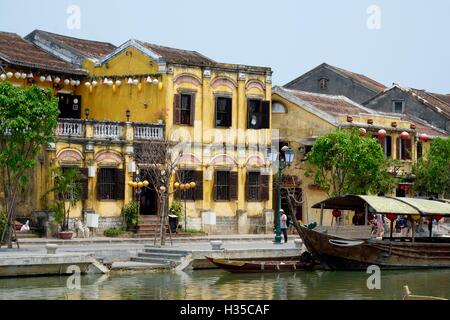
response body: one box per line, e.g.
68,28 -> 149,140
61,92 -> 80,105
179,153 -> 202,165
174,73 -> 202,87
210,154 -> 237,166
245,79 -> 266,92
238,72 -> 246,81
95,150 -> 124,164
203,69 -> 211,78
246,155 -> 266,167
210,76 -> 238,90
57,148 -> 84,162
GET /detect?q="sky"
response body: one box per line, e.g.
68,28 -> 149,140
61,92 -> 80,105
1,0 -> 449,93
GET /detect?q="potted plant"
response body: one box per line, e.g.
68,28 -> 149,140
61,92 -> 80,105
123,200 -> 140,231
42,167 -> 82,239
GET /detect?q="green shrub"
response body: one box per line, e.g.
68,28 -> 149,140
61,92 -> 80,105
0,212 -> 7,239
169,200 -> 183,219
123,201 -> 140,230
104,228 -> 127,237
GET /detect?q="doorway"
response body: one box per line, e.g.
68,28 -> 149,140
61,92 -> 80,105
58,93 -> 81,119
139,186 -> 158,215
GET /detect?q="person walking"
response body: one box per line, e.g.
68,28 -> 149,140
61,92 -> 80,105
280,209 -> 288,243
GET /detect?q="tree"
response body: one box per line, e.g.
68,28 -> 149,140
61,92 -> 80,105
41,167 -> 82,233
413,138 -> 450,199
0,82 -> 59,247
306,128 -> 398,197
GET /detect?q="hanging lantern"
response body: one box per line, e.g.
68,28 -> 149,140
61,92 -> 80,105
20,73 -> 27,79
138,83 -> 142,92
103,78 -> 109,85
89,85 -> 93,93
127,181 -> 134,187
386,214 -> 397,222
107,80 -> 113,86
160,185 -> 166,192
359,128 -> 367,137
14,72 -> 21,79
75,80 -> 80,86
377,129 -> 387,138
40,76 -> 46,82
46,75 -> 52,82
190,182 -> 196,189
115,80 -> 121,86
174,182 -> 180,189
152,78 -> 159,85
70,79 -> 76,86
92,80 -> 98,87
112,84 -> 117,93
6,72 -> 13,78
27,72 -> 34,79
84,82 -> 91,87
419,133 -> 428,142
137,182 -> 144,188
54,77 -> 61,84
133,79 -> 139,86
142,181 -> 149,187
0,74 -> 6,81
64,79 -> 70,85
158,82 -> 163,91
127,77 -> 133,85
400,131 -> 410,140
146,76 -> 152,83
332,209 -> 342,218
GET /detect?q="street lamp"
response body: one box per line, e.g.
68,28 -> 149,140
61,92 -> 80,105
268,145 -> 295,244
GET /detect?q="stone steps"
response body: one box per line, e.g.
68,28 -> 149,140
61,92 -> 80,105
15,231 -> 39,239
131,246 -> 190,266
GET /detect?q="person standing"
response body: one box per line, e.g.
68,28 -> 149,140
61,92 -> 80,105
280,209 -> 288,243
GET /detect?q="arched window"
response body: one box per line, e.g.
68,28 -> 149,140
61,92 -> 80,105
272,102 -> 287,113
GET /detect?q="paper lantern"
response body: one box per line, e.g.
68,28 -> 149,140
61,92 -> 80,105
160,186 -> 166,192
377,129 -> 387,138
0,74 -> 6,81
190,182 -> 196,189
132,182 -> 138,188
137,182 -> 144,188
40,76 -> 46,82
359,128 -> 367,136
27,73 -> 33,79
92,80 -> 98,87
174,182 -> 180,189
146,76 -> 152,83
179,184 -> 186,190
112,84 -> 117,93
89,85 -> 93,93
70,79 -> 76,86
127,181 -> 134,187
20,73 -> 27,79
138,83 -> 142,92
85,82 -> 91,87
127,78 -> 133,85
6,72 -> 13,78
103,78 -> 109,85
158,82 -> 163,91
142,181 -> 149,187
152,78 -> 159,85
332,209 -> 341,218
419,133 -> 428,142
46,75 -> 53,82
54,77 -> 61,83
133,79 -> 139,85
64,79 -> 70,85
115,80 -> 121,86
400,131 -> 410,140
107,80 -> 113,86
14,72 -> 21,79
386,214 -> 397,221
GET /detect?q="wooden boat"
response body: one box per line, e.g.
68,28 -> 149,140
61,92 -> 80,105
205,257 -> 314,273
295,195 -> 450,270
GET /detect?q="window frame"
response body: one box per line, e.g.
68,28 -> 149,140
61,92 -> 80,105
247,98 -> 270,130
214,96 -> 232,128
318,78 -> 329,90
247,171 -> 261,202
392,100 -> 405,113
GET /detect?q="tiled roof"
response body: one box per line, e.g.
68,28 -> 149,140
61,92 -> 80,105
394,113 -> 448,138
137,40 -> 216,67
432,93 -> 450,105
394,86 -> 450,119
29,30 -> 116,60
276,86 -> 375,118
0,31 -> 85,75
330,64 -> 386,93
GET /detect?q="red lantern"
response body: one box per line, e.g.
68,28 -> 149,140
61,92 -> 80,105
332,209 -> 342,218
386,214 -> 397,221
359,128 -> 367,137
419,133 -> 429,142
400,131 -> 410,140
434,215 -> 443,222
377,129 -> 387,138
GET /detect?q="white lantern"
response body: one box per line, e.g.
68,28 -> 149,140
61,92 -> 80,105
70,79 -> 76,86
115,80 -> 121,86
0,74 -> 6,81
21,73 -> 27,79
40,76 -> 46,82
85,82 -> 91,87
6,72 -> 13,78
14,72 -> 21,79
92,80 -> 98,87
54,77 -> 61,83
46,75 -> 52,82
107,80 -> 113,86
133,79 -> 139,85
103,78 -> 109,85
146,76 -> 152,83
64,79 -> 70,85
152,78 -> 159,85
27,72 -> 34,79
127,78 -> 133,85
75,80 -> 80,86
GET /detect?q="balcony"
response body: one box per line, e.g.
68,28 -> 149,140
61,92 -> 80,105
55,119 -> 164,142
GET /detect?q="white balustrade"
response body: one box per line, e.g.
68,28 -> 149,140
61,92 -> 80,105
56,120 -> 84,137
94,123 -> 123,139
134,125 -> 164,140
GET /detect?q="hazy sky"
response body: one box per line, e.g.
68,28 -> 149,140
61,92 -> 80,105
1,0 -> 449,93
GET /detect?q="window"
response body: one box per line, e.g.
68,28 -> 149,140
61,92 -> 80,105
215,97 -> 232,128
175,170 -> 203,201
272,102 -> 286,114
397,138 -> 412,160
319,78 -> 329,90
417,141 -> 423,160
246,171 -> 270,202
174,93 -> 195,126
393,100 -> 404,113
57,94 -> 81,119
247,99 -> 270,129
214,171 -> 238,201
59,167 -> 88,200
373,135 -> 392,157
97,168 -> 125,200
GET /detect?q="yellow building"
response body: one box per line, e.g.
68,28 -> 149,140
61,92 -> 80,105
1,30 -> 274,235
271,86 -> 449,226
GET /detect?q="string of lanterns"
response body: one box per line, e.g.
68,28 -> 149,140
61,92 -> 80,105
0,71 -> 82,86
83,75 -> 163,93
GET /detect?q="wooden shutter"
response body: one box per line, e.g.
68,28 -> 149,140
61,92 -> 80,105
214,97 -> 219,128
245,172 -> 250,201
194,170 -> 203,200
173,94 -> 181,125
96,169 -> 102,200
260,173 -> 270,201
396,137 -> 401,160
80,168 -> 89,200
213,171 -> 218,201
261,100 -> 271,129
230,171 -> 238,201
404,139 -> 412,160
114,168 -> 125,200
189,93 -> 196,126
247,99 -> 252,128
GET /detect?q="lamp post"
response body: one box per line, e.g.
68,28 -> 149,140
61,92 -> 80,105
268,145 -> 295,244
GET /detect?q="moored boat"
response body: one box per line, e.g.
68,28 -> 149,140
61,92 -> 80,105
296,195 -> 450,270
205,256 -> 314,273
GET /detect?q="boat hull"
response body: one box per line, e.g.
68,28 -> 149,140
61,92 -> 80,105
205,257 -> 312,273
299,225 -> 450,270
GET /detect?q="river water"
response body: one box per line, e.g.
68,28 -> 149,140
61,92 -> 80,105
0,269 -> 448,300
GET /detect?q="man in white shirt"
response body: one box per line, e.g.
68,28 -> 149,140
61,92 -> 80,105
280,209 -> 288,243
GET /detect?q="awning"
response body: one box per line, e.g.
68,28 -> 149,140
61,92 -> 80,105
311,195 -> 450,217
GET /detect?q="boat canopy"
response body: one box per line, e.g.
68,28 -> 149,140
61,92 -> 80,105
312,195 -> 450,217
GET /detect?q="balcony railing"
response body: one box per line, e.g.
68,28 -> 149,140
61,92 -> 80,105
55,119 -> 84,137
94,122 -> 123,139
133,123 -> 164,140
